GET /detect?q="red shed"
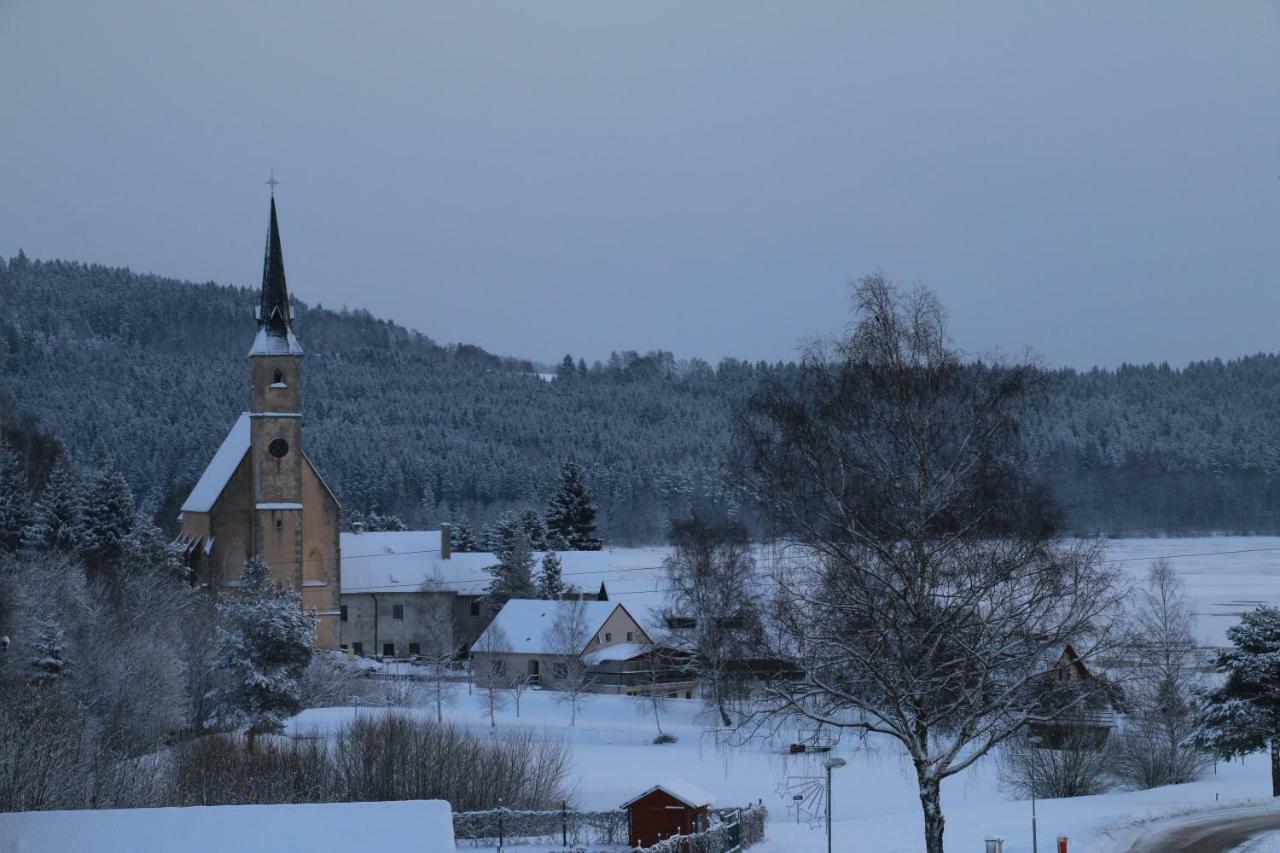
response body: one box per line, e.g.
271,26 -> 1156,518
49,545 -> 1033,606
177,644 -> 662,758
622,779 -> 716,848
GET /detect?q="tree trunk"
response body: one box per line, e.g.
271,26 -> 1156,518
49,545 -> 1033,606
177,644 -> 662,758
1271,737 -> 1280,797
917,775 -> 945,853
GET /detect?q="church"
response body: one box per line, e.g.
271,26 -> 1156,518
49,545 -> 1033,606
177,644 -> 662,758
175,197 -> 343,649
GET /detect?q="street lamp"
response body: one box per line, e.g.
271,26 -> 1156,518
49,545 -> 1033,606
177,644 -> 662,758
822,757 -> 847,853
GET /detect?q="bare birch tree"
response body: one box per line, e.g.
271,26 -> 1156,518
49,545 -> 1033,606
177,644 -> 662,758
544,599 -> 593,726
420,593 -> 458,724
661,517 -> 759,727
1114,559 -> 1209,787
734,275 -> 1125,853
472,623 -> 511,728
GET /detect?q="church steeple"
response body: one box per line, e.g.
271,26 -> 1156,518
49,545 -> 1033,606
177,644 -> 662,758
249,195 -> 303,356
260,197 -> 291,335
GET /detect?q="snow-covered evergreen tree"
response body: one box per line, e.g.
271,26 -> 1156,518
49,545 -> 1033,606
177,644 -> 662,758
79,465 -> 136,573
210,555 -> 315,735
537,549 -> 563,600
28,621 -> 69,685
486,518 -> 535,606
520,508 -> 548,550
451,518 -> 479,552
0,438 -> 33,552
545,459 -> 600,551
22,456 -> 84,551
1195,606 -> 1280,795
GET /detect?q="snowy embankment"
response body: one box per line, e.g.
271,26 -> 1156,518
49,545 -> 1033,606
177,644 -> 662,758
0,799 -> 454,853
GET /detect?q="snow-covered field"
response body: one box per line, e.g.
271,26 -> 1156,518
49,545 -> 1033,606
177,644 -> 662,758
297,537 -> 1280,852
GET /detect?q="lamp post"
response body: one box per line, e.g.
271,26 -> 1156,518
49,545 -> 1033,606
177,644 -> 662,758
823,757 -> 847,853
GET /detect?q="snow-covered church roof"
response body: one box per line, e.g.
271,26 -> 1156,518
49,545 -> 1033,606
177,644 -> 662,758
181,413 -> 250,513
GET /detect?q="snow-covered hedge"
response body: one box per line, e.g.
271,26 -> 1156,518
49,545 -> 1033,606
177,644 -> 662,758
452,807 -> 627,847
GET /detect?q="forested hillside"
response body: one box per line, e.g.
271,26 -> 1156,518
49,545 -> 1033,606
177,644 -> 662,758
3,252 -> 1280,541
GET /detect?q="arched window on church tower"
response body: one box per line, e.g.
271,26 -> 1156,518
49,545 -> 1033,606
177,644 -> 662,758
272,368 -> 286,387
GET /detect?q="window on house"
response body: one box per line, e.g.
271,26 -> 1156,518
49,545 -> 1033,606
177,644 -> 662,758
383,643 -> 395,657
352,642 -> 364,656
273,368 -> 284,384
392,604 -> 404,621
340,605 -> 348,622
469,599 -> 481,618
275,518 -> 283,531
408,643 -> 420,656
554,662 -> 568,679
605,632 -> 612,642
626,631 -> 633,642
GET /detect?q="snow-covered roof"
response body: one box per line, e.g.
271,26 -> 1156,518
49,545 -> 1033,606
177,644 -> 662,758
338,531 -> 613,596
0,799 -> 454,853
475,599 -> 629,655
248,325 -> 304,357
181,413 -> 250,513
622,779 -> 716,809
582,642 -> 651,665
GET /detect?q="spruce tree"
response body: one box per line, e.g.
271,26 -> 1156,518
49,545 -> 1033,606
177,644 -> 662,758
28,621 -> 69,685
79,465 -> 136,575
211,555 -> 315,735
0,438 -> 33,552
22,456 -> 83,551
537,549 -> 564,600
545,459 -> 600,551
521,508 -> 548,550
1196,606 -> 1280,795
451,518 -> 479,553
486,520 -> 536,606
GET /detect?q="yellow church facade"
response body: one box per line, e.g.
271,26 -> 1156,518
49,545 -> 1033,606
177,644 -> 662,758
176,197 -> 342,648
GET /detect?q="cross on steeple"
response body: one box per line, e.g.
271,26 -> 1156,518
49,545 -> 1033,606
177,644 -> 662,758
266,171 -> 279,194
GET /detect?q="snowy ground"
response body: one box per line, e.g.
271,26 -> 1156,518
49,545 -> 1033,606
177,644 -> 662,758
296,537 -> 1280,852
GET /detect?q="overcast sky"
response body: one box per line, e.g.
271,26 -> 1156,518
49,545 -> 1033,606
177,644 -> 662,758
1,2 -> 1276,368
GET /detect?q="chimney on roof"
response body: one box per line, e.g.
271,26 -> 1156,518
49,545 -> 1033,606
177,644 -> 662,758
440,523 -> 452,560
352,521 -> 365,535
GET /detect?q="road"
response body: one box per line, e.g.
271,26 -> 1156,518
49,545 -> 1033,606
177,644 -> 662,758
1124,805 -> 1280,853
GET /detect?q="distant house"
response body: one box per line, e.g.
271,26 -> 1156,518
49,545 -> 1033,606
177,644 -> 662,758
1029,644 -> 1122,749
337,525 -> 612,659
471,599 -> 687,695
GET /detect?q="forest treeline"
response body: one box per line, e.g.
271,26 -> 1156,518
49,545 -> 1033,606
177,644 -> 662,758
3,252 -> 1279,541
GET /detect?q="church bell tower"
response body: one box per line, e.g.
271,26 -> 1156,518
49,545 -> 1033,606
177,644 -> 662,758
248,195 -> 306,590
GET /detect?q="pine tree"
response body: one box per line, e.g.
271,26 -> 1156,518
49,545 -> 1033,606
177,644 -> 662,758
79,465 -> 136,575
451,519 -> 479,553
22,456 -> 83,551
545,458 -> 600,551
537,549 -> 564,600
556,354 -> 576,381
211,555 -> 315,735
486,519 -> 536,606
28,621 -> 69,685
521,508 -> 548,550
0,438 -> 33,552
1195,606 -> 1280,795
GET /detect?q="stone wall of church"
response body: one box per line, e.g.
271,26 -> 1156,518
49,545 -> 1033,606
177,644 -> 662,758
302,458 -> 341,649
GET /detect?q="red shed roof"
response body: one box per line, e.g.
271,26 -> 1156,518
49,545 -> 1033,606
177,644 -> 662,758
622,779 -> 716,809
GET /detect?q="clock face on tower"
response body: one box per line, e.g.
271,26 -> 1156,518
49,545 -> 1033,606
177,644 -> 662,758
268,438 -> 289,458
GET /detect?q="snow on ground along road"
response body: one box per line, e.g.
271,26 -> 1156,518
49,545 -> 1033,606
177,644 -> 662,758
295,538 -> 1280,852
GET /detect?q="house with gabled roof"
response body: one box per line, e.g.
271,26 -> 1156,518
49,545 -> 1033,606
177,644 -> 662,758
471,598 -> 660,694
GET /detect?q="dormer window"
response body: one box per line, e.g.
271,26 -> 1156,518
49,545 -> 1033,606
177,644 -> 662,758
271,368 -> 287,389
